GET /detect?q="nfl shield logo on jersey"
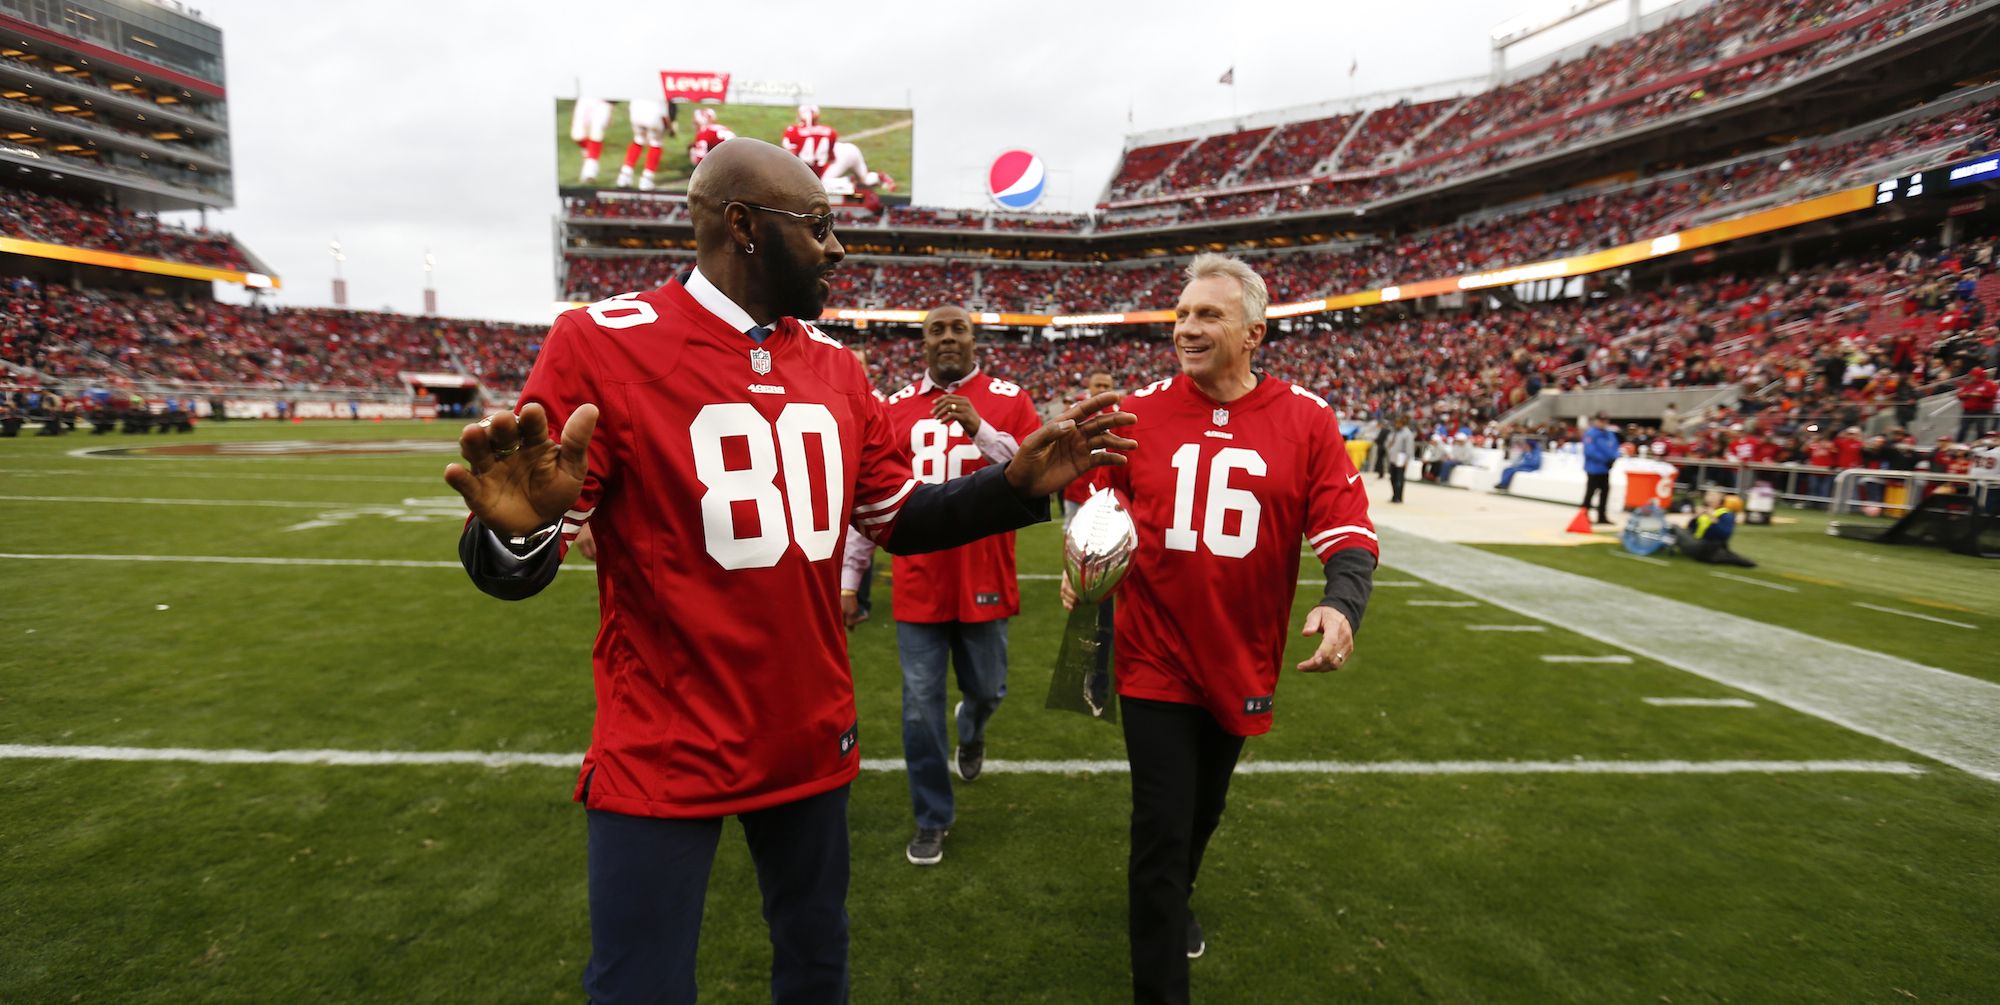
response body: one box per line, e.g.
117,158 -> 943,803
749,348 -> 772,375
1212,408 -> 1230,427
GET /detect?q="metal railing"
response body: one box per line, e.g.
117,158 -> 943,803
1827,468 -> 1996,519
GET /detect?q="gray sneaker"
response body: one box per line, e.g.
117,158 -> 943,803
906,827 -> 946,866
956,740 -> 985,781
1187,913 -> 1205,959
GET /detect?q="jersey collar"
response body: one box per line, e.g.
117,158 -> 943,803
918,365 -> 982,395
684,267 -> 760,335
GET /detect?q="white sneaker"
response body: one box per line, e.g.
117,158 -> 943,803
638,171 -> 656,192
579,158 -> 600,184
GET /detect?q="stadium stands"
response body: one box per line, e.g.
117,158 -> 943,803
1,188 -> 252,270
1102,0 -> 1990,205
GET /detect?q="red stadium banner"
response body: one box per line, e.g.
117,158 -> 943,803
660,71 -> 731,103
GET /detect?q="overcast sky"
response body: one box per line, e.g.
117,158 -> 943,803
177,0 -> 1583,323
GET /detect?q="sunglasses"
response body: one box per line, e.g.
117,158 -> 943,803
732,201 -> 836,243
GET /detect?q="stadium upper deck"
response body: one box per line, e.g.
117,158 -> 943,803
560,0 -> 1999,279
0,0 -> 273,292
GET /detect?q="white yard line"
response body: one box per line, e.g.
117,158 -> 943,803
1851,602 -> 1978,630
0,744 -> 1924,777
1542,655 -> 1635,664
1644,697 -> 1758,708
0,552 -> 597,573
0,494 -> 365,509
1709,571 -> 1798,592
1407,600 -> 1477,608
1374,581 -> 1425,587
1468,624 -> 1546,632
4,468 -> 426,484
1380,527 -> 2000,782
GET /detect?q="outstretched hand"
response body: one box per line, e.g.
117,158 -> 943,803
443,402 -> 598,537
1003,391 -> 1138,498
1296,606 -> 1355,672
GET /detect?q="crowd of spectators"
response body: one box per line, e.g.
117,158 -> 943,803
0,276 -> 540,392
1,188 -> 251,270
563,94 -> 1997,316
1239,114 -> 1359,184
1104,0 -> 1983,204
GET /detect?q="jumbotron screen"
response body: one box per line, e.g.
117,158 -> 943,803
554,97 -> 914,198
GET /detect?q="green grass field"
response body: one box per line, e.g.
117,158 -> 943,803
1481,504 -> 2000,683
3,421 -> 1998,1003
554,99 -> 914,195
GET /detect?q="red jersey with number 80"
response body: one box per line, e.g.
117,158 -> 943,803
1098,374 -> 1377,736
521,276 -> 918,818
879,372 -> 1043,623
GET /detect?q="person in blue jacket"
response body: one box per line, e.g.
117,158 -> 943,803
1496,436 -> 1542,491
1581,412 -> 1621,524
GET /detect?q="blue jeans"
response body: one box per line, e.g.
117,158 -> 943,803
1498,463 -> 1535,490
896,619 -> 1009,829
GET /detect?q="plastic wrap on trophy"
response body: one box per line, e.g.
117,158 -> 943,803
1048,490 -> 1137,720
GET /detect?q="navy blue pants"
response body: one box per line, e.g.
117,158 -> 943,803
582,784 -> 850,1005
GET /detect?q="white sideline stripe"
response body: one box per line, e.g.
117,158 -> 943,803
1613,551 -> 1670,567
1407,600 -> 1477,608
1542,655 -> 1636,664
0,745 -> 1923,777
1645,697 -> 1758,708
1467,624 -> 1546,632
5,468 -> 427,484
0,552 -> 599,572
1375,581 -> 1425,587
1379,527 -> 2000,783
1710,571 -> 1798,592
0,493 -> 369,510
1852,602 -> 1978,630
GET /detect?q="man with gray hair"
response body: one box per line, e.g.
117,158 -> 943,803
1065,252 -> 1378,1004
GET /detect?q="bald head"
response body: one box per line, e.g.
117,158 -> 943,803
685,137 -> 844,324
688,138 -> 827,232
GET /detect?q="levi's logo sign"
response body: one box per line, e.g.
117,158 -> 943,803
1243,695 -> 1273,715
975,592 -> 1001,606
838,723 -> 858,756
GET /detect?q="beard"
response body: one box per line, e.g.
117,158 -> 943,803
767,239 -> 834,320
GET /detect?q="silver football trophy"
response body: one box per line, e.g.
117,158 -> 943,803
1048,489 -> 1138,721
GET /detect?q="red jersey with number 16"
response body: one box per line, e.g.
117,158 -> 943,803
879,372 -> 1042,623
521,275 -> 918,819
1099,374 -> 1377,736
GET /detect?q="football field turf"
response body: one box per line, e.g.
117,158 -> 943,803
3,421 -> 1997,1003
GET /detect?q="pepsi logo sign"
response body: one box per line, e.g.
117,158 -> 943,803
988,150 -> 1047,210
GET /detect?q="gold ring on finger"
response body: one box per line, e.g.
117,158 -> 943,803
492,443 -> 520,458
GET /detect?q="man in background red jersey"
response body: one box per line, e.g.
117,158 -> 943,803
1063,370 -> 1118,527
444,139 -> 1135,1005
1067,254 -> 1376,1005
841,305 -> 1043,866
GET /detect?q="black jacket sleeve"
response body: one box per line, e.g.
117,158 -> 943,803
457,518 -> 564,602
1314,547 -> 1377,632
881,464 -> 1050,556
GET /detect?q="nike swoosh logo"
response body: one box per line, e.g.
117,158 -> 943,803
1346,473 -> 1361,485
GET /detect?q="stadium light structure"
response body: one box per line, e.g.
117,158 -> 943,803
423,249 -> 437,316
329,237 -> 347,308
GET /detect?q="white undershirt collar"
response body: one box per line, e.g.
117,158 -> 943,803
684,267 -> 760,335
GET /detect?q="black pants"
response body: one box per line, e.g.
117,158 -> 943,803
1389,465 -> 1407,503
1583,472 -> 1611,522
582,784 -> 850,1005
1122,697 -> 1246,1005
